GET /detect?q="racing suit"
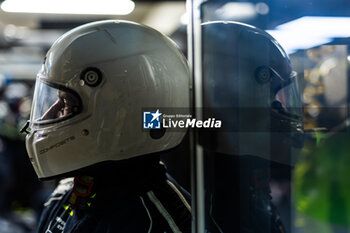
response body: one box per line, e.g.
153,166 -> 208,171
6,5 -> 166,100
36,155 -> 191,233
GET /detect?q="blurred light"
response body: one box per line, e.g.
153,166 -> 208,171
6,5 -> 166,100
1,0 -> 135,15
5,83 -> 29,100
4,24 -> 29,40
0,101 -> 9,119
267,17 -> 350,54
215,2 -> 256,20
180,13 -> 188,25
267,29 -> 331,54
277,16 -> 350,38
19,98 -> 32,116
4,24 -> 16,38
255,2 -> 269,15
305,105 -> 321,118
141,2 -> 185,35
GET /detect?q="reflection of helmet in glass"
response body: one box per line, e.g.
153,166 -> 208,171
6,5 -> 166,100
25,20 -> 190,179
202,21 -> 303,164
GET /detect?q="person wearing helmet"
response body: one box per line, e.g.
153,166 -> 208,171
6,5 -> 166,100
21,20 -> 191,233
198,21 -> 303,232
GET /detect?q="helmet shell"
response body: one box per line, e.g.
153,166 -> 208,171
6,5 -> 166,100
26,20 -> 190,179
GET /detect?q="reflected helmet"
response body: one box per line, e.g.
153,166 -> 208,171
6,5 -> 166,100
201,21 -> 303,164
24,20 -> 190,179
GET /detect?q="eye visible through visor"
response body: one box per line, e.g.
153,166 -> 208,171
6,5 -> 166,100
31,80 -> 82,125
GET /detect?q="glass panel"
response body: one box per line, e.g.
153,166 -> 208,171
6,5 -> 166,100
189,0 -> 350,232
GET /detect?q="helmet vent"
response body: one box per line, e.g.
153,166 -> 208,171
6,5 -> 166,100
81,68 -> 102,87
255,66 -> 272,84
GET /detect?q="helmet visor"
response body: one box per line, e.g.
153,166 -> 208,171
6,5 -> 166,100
274,72 -> 302,118
30,79 -> 81,125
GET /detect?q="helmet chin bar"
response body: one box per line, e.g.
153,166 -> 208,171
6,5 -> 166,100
270,107 -> 304,149
36,149 -> 169,181
271,100 -> 302,122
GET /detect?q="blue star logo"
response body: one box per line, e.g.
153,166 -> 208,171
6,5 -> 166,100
143,109 -> 162,129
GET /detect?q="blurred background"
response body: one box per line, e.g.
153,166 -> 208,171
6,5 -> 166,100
0,0 -> 349,232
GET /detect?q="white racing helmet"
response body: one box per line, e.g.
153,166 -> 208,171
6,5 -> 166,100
23,20 -> 190,179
